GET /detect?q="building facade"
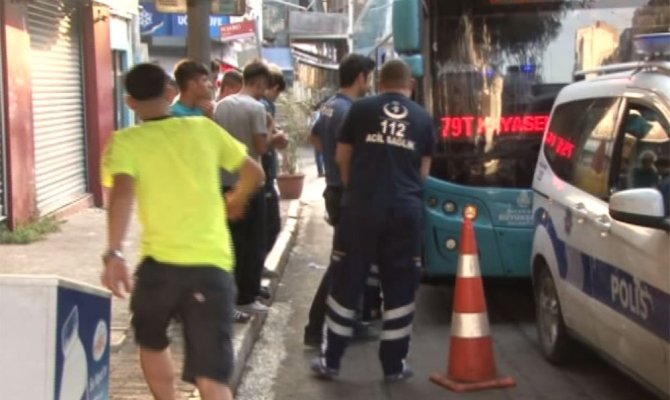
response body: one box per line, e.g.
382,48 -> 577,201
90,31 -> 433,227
139,0 -> 233,75
1,0 -> 139,229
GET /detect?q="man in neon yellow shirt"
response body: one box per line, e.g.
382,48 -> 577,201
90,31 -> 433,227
101,63 -> 264,400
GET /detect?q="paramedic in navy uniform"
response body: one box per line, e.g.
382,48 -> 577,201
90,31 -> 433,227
311,59 -> 436,381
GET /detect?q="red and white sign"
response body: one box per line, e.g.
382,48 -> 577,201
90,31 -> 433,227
220,20 -> 256,42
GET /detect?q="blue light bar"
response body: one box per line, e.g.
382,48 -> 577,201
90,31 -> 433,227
521,64 -> 536,73
634,33 -> 670,60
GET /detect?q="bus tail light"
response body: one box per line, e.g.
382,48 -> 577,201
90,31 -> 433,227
463,204 -> 478,220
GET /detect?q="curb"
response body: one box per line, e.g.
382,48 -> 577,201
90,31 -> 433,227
228,199 -> 303,394
109,199 -> 304,356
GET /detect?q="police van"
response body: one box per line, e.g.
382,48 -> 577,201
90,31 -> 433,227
531,33 -> 670,398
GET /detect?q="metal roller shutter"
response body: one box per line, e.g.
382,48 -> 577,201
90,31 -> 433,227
0,110 -> 5,221
0,31 -> 4,220
28,0 -> 87,214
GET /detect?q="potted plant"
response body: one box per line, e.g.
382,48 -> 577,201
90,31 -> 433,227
275,92 -> 311,200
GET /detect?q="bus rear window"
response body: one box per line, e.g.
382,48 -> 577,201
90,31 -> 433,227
427,1 -> 669,188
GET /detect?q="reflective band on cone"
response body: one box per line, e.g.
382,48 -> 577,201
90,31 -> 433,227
457,255 -> 481,278
430,219 -> 516,393
451,312 -> 490,338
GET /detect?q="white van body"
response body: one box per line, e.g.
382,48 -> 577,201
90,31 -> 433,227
531,59 -> 670,398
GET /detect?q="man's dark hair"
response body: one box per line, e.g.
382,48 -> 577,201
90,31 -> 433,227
173,59 -> 209,91
243,60 -> 272,86
220,70 -> 243,89
339,54 -> 375,88
270,70 -> 286,92
124,63 -> 168,101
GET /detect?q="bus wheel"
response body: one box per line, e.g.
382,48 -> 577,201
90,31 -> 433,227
535,266 -> 573,364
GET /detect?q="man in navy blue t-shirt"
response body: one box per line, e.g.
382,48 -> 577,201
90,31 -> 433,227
312,59 -> 436,382
304,54 -> 376,347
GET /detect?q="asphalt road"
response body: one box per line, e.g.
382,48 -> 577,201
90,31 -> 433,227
235,177 -> 659,400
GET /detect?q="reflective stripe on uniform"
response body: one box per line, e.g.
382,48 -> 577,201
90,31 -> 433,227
451,312 -> 490,338
327,295 -> 356,319
383,303 -> 415,321
326,316 -> 354,337
380,324 -> 413,341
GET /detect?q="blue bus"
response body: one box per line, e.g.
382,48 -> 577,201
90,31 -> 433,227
391,0 -> 665,277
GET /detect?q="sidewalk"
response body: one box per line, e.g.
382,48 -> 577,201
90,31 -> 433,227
0,146 -> 322,398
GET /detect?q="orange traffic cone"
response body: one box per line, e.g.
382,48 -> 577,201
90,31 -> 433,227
430,218 -> 516,392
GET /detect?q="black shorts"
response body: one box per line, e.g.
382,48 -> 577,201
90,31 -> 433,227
130,257 -> 236,384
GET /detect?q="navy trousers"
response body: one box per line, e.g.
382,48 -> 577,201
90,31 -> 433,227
322,205 -> 422,375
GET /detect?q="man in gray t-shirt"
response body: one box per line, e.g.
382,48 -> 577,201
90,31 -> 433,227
213,61 -> 272,314
215,92 -> 268,186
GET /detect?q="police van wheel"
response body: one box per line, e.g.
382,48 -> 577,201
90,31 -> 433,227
535,266 -> 573,364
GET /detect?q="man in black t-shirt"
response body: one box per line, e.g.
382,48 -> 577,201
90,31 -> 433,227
304,54 -> 377,347
311,60 -> 436,382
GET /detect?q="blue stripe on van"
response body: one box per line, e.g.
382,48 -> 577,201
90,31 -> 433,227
534,208 -> 670,343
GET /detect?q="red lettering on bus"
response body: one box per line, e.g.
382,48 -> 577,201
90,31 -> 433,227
500,116 -> 513,132
477,117 -> 488,134
441,117 -> 451,137
535,115 -> 548,132
442,114 -> 549,138
462,116 -> 474,137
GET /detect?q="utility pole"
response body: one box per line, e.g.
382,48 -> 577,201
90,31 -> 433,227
187,0 -> 211,67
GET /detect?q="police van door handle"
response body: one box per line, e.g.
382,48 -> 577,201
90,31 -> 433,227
594,215 -> 611,235
572,202 -> 589,221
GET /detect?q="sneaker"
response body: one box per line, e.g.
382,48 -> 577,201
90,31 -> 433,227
234,309 -> 251,323
237,300 -> 270,314
384,365 -> 414,383
310,357 -> 339,380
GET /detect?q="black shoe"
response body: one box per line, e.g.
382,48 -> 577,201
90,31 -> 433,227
311,357 -> 339,380
384,364 -> 414,383
258,286 -> 271,300
234,309 -> 251,323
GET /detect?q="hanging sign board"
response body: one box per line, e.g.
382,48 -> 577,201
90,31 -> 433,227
155,0 -> 246,16
220,20 -> 256,42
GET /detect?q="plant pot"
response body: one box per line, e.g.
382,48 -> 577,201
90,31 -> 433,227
277,173 -> 305,200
